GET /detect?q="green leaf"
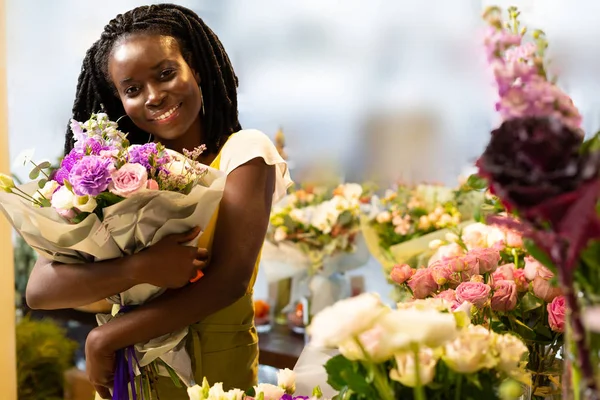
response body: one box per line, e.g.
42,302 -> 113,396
95,191 -> 125,206
324,355 -> 358,391
340,367 -> 376,397
520,292 -> 544,312
70,212 -> 90,224
466,174 -> 488,191
28,167 -> 40,180
38,161 -> 52,170
37,178 -> 48,189
524,239 -> 557,273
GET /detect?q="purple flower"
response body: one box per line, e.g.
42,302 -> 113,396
128,143 -> 170,171
85,137 -> 111,155
68,155 -> 112,196
54,150 -> 85,185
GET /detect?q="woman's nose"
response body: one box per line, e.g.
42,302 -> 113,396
145,85 -> 167,108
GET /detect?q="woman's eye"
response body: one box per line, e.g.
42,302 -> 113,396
160,69 -> 175,79
125,86 -> 139,96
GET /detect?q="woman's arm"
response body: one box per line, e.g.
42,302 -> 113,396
86,157 -> 275,366
26,227 -> 207,310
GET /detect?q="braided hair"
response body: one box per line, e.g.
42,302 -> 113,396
64,3 -> 241,155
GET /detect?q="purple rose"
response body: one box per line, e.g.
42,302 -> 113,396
68,155 -> 112,196
85,137 -> 111,155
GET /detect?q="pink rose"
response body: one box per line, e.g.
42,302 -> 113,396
467,247 -> 501,274
492,263 -> 515,282
147,179 -> 159,190
532,276 -> 561,303
407,268 -> 438,299
455,281 -> 491,308
491,280 -> 517,312
504,229 -> 523,248
109,163 -> 148,198
430,262 -> 452,286
428,243 -> 464,266
390,264 -> 414,285
524,256 -> 543,281
513,269 -> 529,292
435,289 -> 457,304
547,296 -> 566,332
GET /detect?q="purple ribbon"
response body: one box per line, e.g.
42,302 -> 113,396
112,306 -> 143,400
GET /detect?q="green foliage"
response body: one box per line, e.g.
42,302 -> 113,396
16,317 -> 77,400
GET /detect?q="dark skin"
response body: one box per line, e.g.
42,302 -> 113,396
26,34 -> 275,398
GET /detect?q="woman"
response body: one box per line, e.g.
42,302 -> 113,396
25,4 -> 292,399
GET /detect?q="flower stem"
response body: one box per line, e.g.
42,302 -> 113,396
354,337 -> 395,400
556,243 -> 599,400
412,344 -> 426,400
455,374 -> 462,400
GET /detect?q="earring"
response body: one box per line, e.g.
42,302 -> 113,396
147,133 -> 153,144
199,84 -> 205,116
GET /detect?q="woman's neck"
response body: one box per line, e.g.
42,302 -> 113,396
157,117 -> 204,154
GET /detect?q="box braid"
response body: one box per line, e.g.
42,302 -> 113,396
64,3 -> 241,155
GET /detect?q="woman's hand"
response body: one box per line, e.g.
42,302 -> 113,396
130,226 -> 209,288
85,327 -> 116,399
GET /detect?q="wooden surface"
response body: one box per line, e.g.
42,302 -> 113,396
258,324 -> 306,370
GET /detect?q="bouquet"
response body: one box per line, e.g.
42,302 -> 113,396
390,223 -> 564,397
0,113 -> 227,397
306,293 -> 529,400
187,368 -> 327,400
262,183 -> 370,280
361,183 -> 472,273
472,6 -> 600,398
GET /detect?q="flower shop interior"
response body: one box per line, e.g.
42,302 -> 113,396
3,0 -> 600,399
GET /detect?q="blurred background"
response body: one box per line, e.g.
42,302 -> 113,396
5,0 -> 600,398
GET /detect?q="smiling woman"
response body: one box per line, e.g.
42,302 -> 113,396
24,4 -> 292,400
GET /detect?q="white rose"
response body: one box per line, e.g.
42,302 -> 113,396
462,223 -> 491,249
32,180 -> 59,204
72,195 -> 97,213
443,325 -> 498,373
390,347 -> 439,387
427,243 -> 464,266
207,382 -> 226,399
166,160 -> 189,176
254,383 -> 285,400
494,333 -> 528,374
308,293 -> 386,348
377,309 -> 458,348
428,239 -> 443,250
273,227 -> 287,242
51,185 -> 75,210
340,183 -> 363,199
289,208 -> 310,225
276,368 -> 296,394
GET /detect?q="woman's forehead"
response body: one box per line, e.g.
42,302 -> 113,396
109,34 -> 183,76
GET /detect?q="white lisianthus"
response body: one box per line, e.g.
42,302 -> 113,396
187,384 -> 206,400
309,202 -> 340,234
187,381 -> 244,400
390,347 -> 439,387
378,309 -> 458,348
308,293 -> 385,348
51,185 -> 75,210
494,333 -> 528,374
396,298 -> 453,313
277,368 -> 296,394
72,194 -> 98,213
254,383 -> 285,400
273,226 -> 288,242
443,325 -> 498,373
32,180 -> 59,204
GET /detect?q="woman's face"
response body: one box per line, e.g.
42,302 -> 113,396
108,34 -> 203,144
